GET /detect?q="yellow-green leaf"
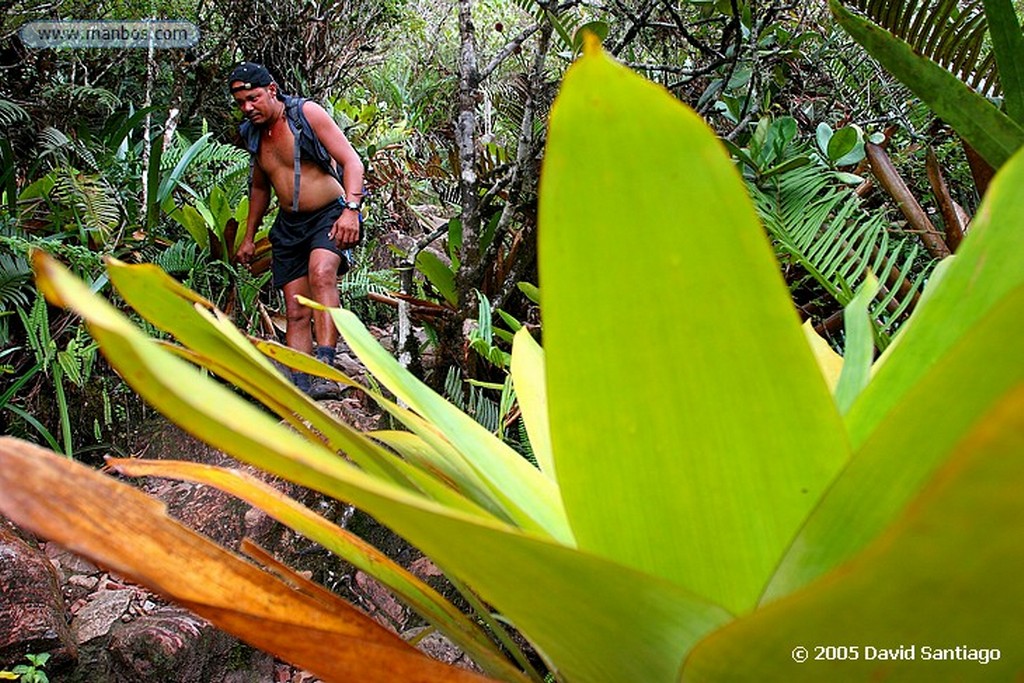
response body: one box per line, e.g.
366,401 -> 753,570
682,384 -> 1024,681
511,328 -> 556,481
539,36 -> 848,614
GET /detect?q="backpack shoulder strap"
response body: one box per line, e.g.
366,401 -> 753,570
283,96 -> 304,212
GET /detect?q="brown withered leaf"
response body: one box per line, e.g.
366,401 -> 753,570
0,437 -> 493,683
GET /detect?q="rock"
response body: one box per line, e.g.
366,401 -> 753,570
353,571 -> 407,631
0,523 -> 76,670
403,626 -> 484,673
106,607 -> 274,683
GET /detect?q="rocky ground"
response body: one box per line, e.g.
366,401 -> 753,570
1,336 -> 484,682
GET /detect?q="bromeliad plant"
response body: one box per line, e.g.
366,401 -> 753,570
2,38 -> 1024,682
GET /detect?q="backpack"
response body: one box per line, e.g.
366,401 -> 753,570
239,94 -> 342,212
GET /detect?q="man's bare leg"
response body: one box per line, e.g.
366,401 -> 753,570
309,248 -> 343,350
303,248 -> 344,399
282,276 -> 315,355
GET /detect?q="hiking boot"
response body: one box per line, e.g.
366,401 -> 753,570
291,370 -> 312,394
307,375 -> 343,400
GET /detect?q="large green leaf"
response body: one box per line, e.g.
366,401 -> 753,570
539,37 -> 848,614
31,251 -> 731,682
831,0 -> 1024,168
682,384 -> 1024,681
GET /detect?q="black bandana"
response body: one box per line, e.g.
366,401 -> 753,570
229,62 -> 273,92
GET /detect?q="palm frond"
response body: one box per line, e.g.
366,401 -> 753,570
0,251 -> 32,311
161,132 -> 250,199
0,98 -> 30,129
840,0 -> 1001,95
510,0 -> 579,52
751,161 -> 935,345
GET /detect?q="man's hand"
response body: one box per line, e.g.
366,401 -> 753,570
330,211 -> 361,249
235,237 -> 256,265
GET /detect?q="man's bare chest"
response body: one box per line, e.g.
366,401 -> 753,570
256,119 -> 296,172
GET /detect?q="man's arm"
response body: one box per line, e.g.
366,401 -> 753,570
302,101 -> 365,248
236,162 -> 271,263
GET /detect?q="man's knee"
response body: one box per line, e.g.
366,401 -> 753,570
308,255 -> 341,291
284,297 -> 312,325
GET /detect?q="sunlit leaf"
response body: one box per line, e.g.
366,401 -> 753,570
511,328 -> 556,481
683,385 -> 1024,681
540,35 -> 848,614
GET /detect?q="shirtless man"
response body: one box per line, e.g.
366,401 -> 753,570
229,62 -> 364,398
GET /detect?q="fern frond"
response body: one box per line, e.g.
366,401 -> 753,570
153,240 -> 203,275
751,161 -> 936,345
443,366 -> 467,411
50,168 -> 123,239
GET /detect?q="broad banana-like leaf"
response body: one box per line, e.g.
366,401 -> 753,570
0,438 -> 490,683
831,0 -> 1024,168
682,385 -> 1024,681
539,34 -> 848,615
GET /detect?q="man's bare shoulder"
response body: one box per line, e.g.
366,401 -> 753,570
300,100 -> 336,128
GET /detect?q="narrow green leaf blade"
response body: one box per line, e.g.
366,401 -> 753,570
833,274 -> 878,414
982,0 -> 1024,124
511,328 -> 556,481
847,144 -> 1024,448
764,283 -> 1024,601
540,40 -> 848,614
107,458 -> 527,683
326,305 -> 573,544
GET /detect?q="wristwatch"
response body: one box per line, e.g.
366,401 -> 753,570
339,199 -> 361,212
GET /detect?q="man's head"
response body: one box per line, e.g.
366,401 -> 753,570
229,62 -> 280,125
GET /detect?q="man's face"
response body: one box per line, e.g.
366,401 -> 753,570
231,82 -> 276,125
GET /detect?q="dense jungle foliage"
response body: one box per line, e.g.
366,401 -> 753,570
4,0 -> 1012,458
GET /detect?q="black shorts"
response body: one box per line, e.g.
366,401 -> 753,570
269,200 -> 350,288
